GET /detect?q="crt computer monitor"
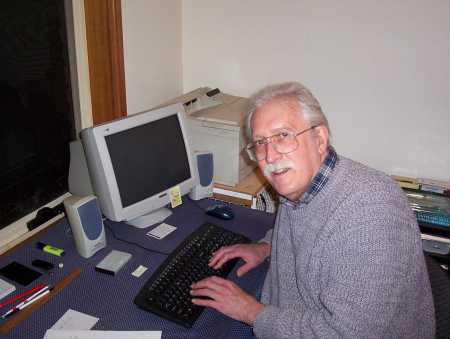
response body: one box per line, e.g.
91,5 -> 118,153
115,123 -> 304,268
80,103 -> 197,228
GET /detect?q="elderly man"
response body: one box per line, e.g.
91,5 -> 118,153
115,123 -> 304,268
191,82 -> 435,338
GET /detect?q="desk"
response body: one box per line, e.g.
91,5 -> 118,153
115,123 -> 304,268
0,199 -> 275,338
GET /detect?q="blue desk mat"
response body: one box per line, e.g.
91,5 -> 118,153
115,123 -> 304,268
0,198 -> 274,339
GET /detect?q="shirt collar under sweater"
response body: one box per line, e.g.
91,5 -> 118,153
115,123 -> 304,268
280,146 -> 338,207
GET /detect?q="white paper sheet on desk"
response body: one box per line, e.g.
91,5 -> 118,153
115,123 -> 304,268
44,330 -> 162,339
50,309 -> 99,330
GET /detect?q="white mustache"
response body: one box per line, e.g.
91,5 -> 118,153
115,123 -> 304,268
263,160 -> 296,177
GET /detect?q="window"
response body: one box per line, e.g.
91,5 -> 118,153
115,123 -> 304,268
0,1 -> 75,230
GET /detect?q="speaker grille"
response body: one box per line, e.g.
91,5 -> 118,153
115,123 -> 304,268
197,153 -> 214,186
78,199 -> 103,240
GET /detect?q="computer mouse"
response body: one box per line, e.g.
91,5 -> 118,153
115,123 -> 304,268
205,204 -> 234,220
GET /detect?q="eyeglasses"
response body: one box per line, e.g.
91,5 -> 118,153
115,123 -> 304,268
246,125 -> 318,161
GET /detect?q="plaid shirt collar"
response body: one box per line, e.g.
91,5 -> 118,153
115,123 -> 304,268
281,146 -> 338,206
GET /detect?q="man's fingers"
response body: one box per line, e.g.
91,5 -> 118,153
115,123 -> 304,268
191,276 -> 263,325
190,278 -> 232,308
209,245 -> 240,268
191,297 -> 216,308
192,276 -> 230,290
211,252 -> 240,269
190,287 -> 222,301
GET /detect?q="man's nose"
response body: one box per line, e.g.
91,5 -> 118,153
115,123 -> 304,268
264,142 -> 282,163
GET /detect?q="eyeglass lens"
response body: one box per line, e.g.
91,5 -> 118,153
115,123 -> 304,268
252,133 -> 298,160
247,126 -> 317,161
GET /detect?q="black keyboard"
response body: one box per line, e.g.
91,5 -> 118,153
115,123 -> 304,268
134,222 -> 250,328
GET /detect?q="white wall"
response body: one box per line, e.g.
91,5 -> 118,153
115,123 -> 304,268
182,0 -> 450,181
122,0 -> 182,114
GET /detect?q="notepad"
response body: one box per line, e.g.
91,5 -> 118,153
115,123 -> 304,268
146,223 -> 177,240
50,309 -> 99,330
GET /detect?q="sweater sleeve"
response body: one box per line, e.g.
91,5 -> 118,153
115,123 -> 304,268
254,196 -> 424,339
258,228 -> 273,245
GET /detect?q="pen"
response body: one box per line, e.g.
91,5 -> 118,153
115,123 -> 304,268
19,289 -> 51,311
2,289 -> 51,319
0,283 -> 46,309
1,285 -> 49,319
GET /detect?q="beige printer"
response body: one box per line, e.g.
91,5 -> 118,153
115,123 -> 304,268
158,87 -> 255,186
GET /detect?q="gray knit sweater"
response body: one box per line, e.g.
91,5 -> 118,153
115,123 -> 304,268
253,156 -> 435,338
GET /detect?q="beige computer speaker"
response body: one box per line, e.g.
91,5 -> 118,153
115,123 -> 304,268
63,195 -> 106,258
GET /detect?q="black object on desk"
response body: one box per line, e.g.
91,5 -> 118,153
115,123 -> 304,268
134,222 -> 249,328
205,204 -> 234,220
0,262 -> 42,286
31,260 -> 54,272
26,204 -> 64,231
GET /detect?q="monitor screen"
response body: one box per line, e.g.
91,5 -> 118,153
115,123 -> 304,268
106,115 -> 190,207
80,103 -> 197,228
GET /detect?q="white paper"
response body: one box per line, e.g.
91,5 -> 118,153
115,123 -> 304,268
146,223 -> 177,239
0,278 -> 16,300
132,265 -> 148,277
44,330 -> 162,339
51,309 -> 99,330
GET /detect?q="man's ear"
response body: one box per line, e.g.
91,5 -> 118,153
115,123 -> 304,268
314,125 -> 329,156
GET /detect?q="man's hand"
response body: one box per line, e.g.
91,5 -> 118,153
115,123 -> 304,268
191,276 -> 265,325
209,242 -> 271,277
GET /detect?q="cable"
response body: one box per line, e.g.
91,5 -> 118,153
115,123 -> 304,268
186,195 -> 235,212
103,221 -> 171,256
103,197 -> 212,256
186,196 -> 208,213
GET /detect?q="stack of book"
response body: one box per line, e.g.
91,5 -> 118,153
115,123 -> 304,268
405,190 -> 450,227
392,175 -> 450,241
392,175 -> 450,196
212,169 -> 277,211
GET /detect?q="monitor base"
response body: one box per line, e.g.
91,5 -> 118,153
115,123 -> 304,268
126,208 -> 173,228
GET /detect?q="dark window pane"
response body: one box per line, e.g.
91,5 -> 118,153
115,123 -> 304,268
0,1 -> 75,229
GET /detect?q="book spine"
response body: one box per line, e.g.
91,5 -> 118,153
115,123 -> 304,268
415,211 -> 450,228
417,178 -> 450,189
391,175 -> 420,190
397,181 -> 420,190
212,187 -> 253,201
419,184 -> 447,195
212,194 -> 252,207
421,233 -> 450,244
251,196 -> 257,209
419,222 -> 450,238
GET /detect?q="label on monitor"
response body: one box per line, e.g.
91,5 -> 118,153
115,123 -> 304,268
169,185 -> 182,208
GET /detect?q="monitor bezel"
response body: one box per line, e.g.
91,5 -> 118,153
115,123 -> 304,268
81,103 -> 197,224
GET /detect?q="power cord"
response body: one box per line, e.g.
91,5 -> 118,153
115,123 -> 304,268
103,197 -> 214,256
103,220 -> 171,256
186,196 -> 208,213
186,195 -> 234,212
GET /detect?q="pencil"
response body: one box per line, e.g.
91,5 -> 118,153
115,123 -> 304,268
0,283 -> 46,309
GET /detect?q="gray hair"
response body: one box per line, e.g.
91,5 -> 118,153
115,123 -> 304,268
245,82 -> 331,143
